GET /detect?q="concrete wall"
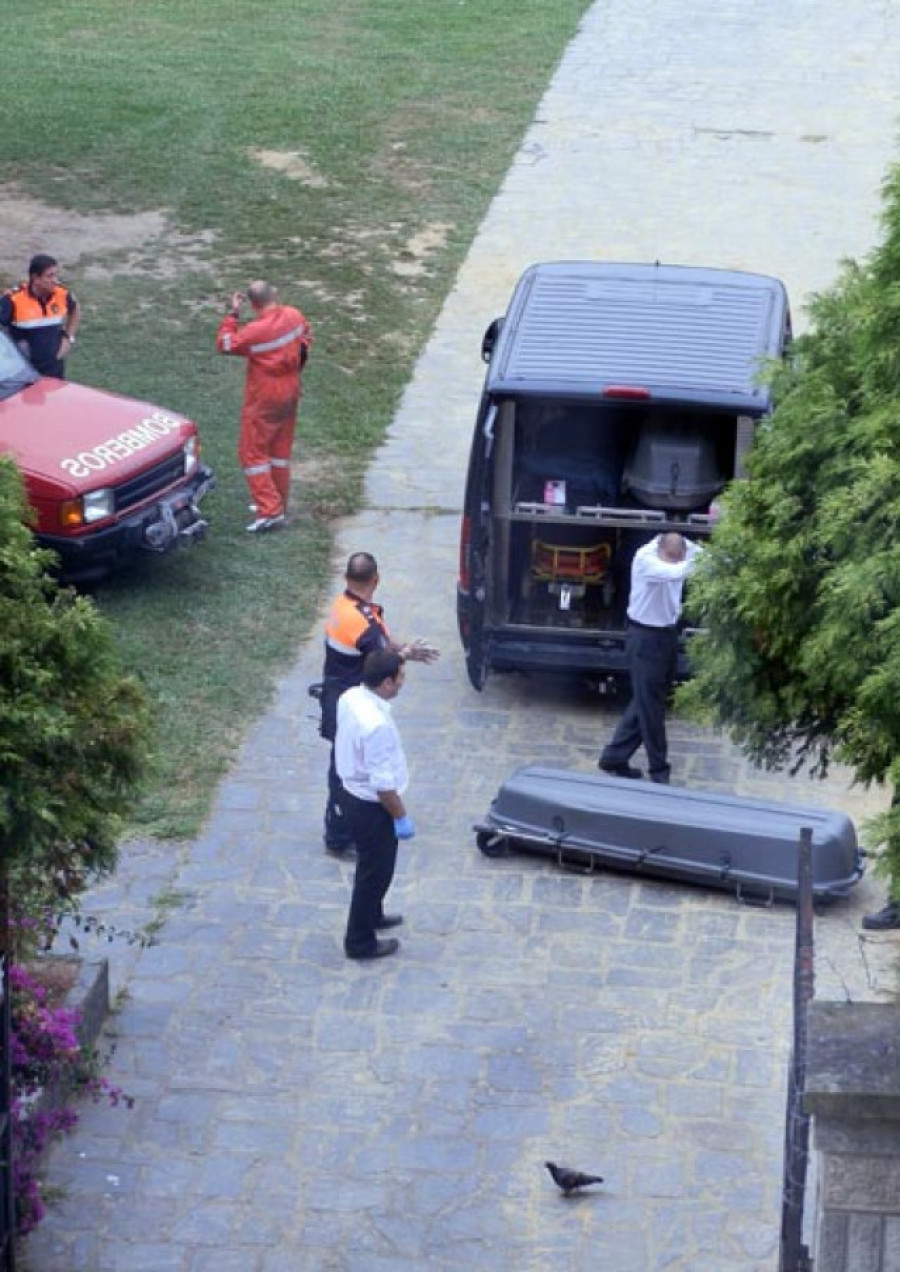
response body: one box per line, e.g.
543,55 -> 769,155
806,1003 -> 900,1272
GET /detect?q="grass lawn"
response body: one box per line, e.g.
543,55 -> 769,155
4,0 -> 591,837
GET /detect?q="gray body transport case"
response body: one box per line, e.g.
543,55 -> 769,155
475,766 -> 865,904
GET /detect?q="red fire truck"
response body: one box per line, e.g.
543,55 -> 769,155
0,331 -> 214,581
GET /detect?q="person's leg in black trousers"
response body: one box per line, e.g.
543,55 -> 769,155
630,627 -> 678,782
324,746 -> 354,851
341,793 -> 399,957
601,626 -> 677,782
321,683 -> 354,852
600,625 -> 645,771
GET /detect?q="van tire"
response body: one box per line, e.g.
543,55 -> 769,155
476,830 -> 509,858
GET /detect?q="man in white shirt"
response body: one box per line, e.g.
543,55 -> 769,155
599,532 -> 703,784
335,649 -> 416,960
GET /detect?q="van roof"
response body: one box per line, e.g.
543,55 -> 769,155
486,261 -> 790,412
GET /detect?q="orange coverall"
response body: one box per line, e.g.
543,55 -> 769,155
217,305 -> 312,519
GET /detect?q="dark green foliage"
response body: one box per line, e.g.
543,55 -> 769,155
680,164 -> 900,889
0,461 -> 152,938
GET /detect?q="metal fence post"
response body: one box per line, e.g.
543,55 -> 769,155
779,826 -> 815,1272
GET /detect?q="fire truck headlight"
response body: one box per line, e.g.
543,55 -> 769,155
183,436 -> 200,474
82,488 -> 115,523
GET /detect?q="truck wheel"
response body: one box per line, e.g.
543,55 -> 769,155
476,830 -> 508,858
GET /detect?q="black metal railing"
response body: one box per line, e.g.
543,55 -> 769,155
779,825 -> 815,1272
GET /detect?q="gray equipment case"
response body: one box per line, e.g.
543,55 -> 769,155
475,766 -> 865,903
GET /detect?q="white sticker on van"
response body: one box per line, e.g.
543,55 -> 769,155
60,412 -> 184,480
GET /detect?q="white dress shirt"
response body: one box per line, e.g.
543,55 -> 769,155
335,684 -> 409,802
627,536 -> 703,628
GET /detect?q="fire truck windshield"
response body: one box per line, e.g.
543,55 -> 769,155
0,330 -> 40,401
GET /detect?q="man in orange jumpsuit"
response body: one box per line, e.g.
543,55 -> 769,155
217,280 -> 312,533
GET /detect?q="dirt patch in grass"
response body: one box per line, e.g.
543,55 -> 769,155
299,277 -> 371,320
291,452 -> 351,485
312,218 -> 449,290
81,229 -> 218,281
0,187 -> 217,282
0,179 -> 433,308
392,222 -> 450,277
249,148 -> 329,187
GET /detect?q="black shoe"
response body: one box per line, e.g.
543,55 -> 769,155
649,771 -> 671,785
325,840 -> 356,857
599,761 -> 643,780
345,937 -> 400,961
376,913 -> 403,930
862,903 -> 900,931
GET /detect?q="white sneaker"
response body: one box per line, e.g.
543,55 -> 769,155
248,503 -> 258,513
246,513 -> 286,534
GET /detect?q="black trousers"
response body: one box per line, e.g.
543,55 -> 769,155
601,622 -> 679,781
320,679 -> 354,849
339,790 -> 399,956
324,746 -> 353,849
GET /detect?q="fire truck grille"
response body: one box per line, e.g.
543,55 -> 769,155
114,453 -> 186,511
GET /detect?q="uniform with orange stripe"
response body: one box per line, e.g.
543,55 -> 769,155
318,552 -> 439,853
323,590 -> 393,721
0,254 -> 79,379
321,561 -> 394,852
217,281 -> 311,531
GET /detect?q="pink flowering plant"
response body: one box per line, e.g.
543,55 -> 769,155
0,463 -> 151,1235
9,964 -> 133,1235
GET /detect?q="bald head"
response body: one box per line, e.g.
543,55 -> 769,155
346,552 -> 378,587
248,280 -> 277,310
659,532 -> 687,563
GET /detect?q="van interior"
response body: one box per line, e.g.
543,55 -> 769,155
487,398 -> 752,632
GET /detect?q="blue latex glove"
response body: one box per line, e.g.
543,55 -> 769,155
394,815 -> 416,840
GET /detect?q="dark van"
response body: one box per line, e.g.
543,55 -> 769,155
457,260 -> 791,690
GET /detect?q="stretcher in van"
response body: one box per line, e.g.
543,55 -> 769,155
474,766 -> 865,904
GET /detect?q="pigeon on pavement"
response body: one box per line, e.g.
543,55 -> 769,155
545,1161 -> 604,1195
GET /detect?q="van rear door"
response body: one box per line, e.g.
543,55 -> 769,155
457,402 -> 497,690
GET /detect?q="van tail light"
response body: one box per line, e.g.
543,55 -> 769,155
602,385 -> 651,400
459,515 -> 471,591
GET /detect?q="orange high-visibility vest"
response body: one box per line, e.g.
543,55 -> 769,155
2,282 -> 75,376
323,591 -> 391,687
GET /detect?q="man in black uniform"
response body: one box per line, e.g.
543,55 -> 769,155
0,254 -> 80,378
319,552 -> 438,855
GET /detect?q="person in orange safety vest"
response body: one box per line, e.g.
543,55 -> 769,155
216,280 -> 312,533
0,253 -> 80,379
319,552 -> 439,855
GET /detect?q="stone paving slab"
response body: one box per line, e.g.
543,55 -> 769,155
24,2 -> 900,1269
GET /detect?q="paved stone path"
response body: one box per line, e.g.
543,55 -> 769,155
24,3 -> 900,1269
